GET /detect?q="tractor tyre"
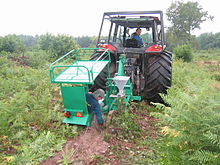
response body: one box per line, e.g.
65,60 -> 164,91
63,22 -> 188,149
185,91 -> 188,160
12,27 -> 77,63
89,52 -> 116,91
144,50 -> 172,103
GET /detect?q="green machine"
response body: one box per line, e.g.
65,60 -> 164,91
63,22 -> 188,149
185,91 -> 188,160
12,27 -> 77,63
50,48 -> 141,126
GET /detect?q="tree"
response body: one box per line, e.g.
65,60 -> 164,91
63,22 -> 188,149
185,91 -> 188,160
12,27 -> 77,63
18,35 -> 38,48
197,32 -> 220,49
38,33 -> 79,58
166,1 -> 213,46
174,44 -> 193,62
0,35 -> 25,53
75,36 -> 97,48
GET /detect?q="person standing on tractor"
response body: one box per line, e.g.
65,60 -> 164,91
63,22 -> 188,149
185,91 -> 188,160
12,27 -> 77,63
86,89 -> 105,125
131,28 -> 143,47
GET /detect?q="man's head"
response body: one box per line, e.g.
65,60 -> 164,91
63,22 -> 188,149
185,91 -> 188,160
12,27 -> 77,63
92,89 -> 105,100
136,28 -> 142,35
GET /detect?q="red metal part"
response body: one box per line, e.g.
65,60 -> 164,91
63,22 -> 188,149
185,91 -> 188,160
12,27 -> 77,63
146,44 -> 162,53
76,112 -> 83,117
99,44 -> 116,52
64,111 -> 71,118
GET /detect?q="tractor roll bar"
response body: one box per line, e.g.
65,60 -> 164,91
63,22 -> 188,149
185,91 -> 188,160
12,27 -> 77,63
97,11 -> 165,47
104,10 -> 163,16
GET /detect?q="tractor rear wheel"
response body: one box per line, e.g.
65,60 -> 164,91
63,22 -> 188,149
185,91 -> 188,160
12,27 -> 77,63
89,52 -> 116,91
144,50 -> 172,103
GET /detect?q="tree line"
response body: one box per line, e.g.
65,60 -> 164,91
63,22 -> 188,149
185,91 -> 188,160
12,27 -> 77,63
0,31 -> 219,54
0,34 -> 97,59
0,1 -> 218,57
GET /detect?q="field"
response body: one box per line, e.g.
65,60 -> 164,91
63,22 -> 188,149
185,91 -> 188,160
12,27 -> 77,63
0,49 -> 220,164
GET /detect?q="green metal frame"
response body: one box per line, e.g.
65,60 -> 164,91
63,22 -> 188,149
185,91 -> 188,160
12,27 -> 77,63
49,48 -> 111,126
102,55 -> 141,113
50,48 -> 111,84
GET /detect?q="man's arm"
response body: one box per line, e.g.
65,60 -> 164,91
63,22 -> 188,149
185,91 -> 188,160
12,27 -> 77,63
132,35 -> 143,45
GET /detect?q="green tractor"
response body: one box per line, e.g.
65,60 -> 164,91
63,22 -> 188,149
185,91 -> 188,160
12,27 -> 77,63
90,11 -> 172,103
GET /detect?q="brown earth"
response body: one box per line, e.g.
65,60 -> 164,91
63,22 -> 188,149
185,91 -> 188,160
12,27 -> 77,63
41,104 -> 158,165
10,56 -> 30,67
41,118 -> 110,165
198,60 -> 219,66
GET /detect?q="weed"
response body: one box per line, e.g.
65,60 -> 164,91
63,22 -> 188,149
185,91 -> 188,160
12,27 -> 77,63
58,144 -> 75,165
109,100 -> 141,140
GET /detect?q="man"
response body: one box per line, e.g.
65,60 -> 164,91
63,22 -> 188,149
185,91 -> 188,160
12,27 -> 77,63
86,89 -> 105,125
131,28 -> 144,47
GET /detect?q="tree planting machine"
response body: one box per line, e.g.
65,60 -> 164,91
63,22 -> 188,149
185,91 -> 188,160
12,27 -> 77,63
49,11 -> 172,126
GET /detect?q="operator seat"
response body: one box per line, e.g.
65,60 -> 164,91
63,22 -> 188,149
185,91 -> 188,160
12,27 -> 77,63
125,38 -> 139,48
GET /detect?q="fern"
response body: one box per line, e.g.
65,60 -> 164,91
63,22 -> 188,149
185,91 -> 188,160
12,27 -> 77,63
191,150 -> 215,164
153,59 -> 220,164
204,131 -> 220,148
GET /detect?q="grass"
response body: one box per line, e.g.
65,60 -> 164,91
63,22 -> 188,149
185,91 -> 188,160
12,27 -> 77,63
194,49 -> 220,61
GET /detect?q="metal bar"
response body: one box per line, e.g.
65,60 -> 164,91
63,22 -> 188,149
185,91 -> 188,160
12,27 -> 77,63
104,11 -> 163,16
160,11 -> 165,50
51,65 -> 91,82
108,22 -> 113,43
117,56 -> 125,76
90,49 -> 110,74
49,49 -> 76,68
97,13 -> 106,46
50,48 -> 111,84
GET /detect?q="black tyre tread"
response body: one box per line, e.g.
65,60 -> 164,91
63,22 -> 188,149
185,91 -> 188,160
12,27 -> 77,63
144,50 -> 172,102
89,52 -> 116,91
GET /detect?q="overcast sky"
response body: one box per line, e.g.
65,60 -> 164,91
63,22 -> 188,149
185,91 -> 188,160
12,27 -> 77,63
0,0 -> 218,37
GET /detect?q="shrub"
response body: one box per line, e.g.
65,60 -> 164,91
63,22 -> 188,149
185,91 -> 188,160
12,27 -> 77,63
174,45 -> 193,62
0,35 -> 25,53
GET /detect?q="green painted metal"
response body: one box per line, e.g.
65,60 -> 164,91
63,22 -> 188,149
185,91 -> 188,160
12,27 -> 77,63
103,55 -> 141,113
61,85 -> 88,113
51,60 -> 109,84
49,48 -> 111,84
49,48 -> 111,126
61,85 -> 92,126
117,55 -> 126,76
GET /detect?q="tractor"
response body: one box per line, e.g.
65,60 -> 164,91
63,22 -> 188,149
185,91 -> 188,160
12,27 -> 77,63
90,11 -> 172,103
49,11 -> 172,126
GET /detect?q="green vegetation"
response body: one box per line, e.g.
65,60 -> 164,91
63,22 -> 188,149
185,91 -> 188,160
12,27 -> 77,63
152,56 -> 220,164
197,32 -> 220,50
0,35 -> 25,53
166,1 -> 213,50
174,44 -> 193,62
38,33 -> 79,59
0,46 -> 79,164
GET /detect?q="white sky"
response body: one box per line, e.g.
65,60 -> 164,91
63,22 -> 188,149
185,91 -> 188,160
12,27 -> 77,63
0,0 -> 218,37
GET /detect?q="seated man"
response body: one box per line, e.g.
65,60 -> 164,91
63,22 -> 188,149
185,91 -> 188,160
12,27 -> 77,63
86,89 -> 105,125
131,28 -> 144,47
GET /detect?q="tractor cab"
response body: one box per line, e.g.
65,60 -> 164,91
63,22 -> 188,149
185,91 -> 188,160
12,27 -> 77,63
97,11 -> 165,54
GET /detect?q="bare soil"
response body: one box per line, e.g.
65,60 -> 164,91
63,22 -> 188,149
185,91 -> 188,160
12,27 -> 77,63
41,121 -> 109,165
41,104 -> 158,165
10,56 -> 30,67
198,60 -> 219,66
